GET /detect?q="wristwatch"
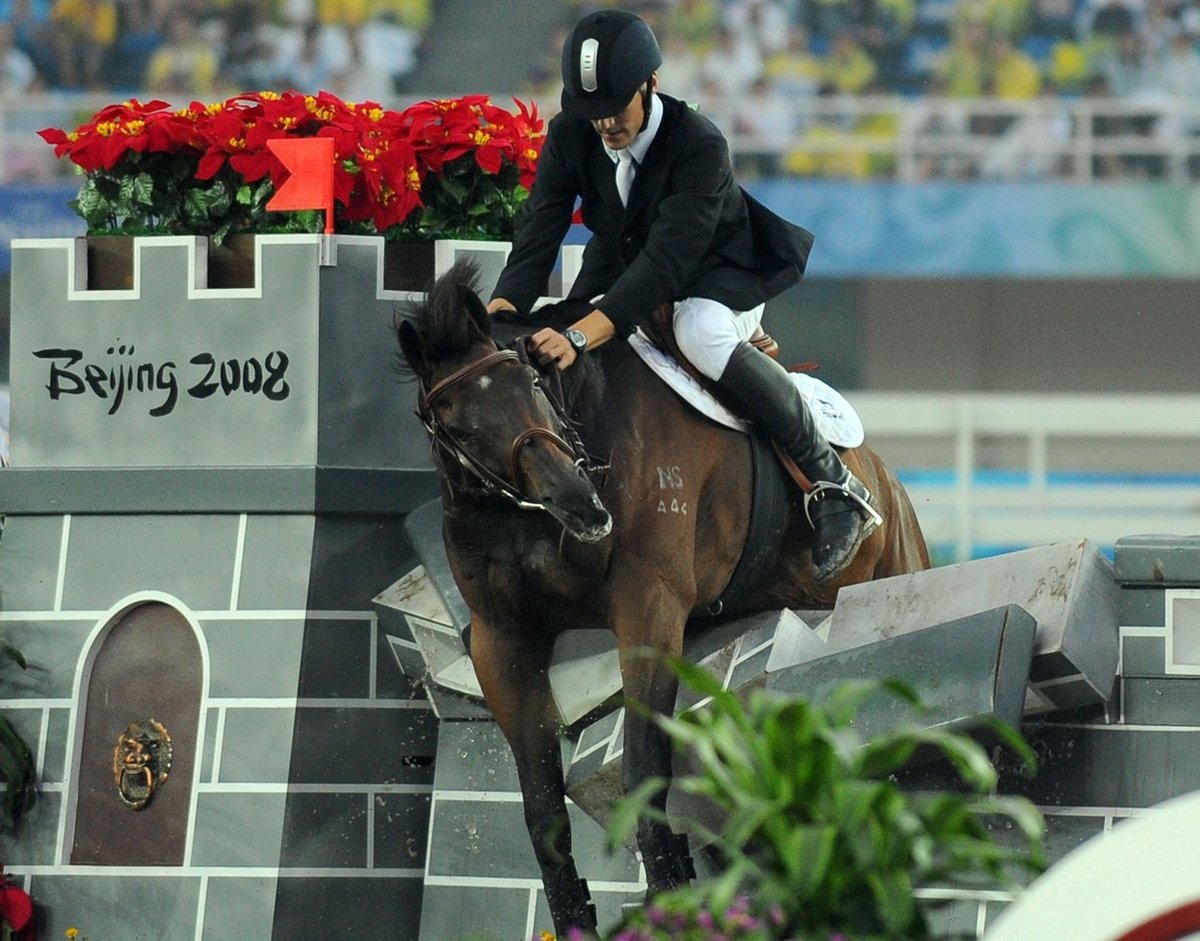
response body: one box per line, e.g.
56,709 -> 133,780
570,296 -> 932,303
564,328 -> 589,354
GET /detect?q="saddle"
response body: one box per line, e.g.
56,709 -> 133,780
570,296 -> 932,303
640,303 -> 819,494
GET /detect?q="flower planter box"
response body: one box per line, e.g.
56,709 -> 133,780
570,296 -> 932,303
83,234 -> 456,293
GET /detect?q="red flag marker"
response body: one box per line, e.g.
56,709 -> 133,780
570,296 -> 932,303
267,137 -> 335,234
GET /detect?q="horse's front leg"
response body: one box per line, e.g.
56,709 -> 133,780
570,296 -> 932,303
469,614 -> 599,940
613,592 -> 697,899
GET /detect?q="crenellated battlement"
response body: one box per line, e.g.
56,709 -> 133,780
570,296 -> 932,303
5,235 -> 532,481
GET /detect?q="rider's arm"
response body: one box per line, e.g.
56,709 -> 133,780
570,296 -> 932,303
489,117 -> 579,314
528,309 -> 615,371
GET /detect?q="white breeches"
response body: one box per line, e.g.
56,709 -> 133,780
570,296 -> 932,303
671,297 -> 766,381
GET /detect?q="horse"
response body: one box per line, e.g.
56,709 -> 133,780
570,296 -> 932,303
397,261 -> 931,939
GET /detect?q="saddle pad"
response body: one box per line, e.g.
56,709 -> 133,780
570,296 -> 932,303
628,329 -> 866,449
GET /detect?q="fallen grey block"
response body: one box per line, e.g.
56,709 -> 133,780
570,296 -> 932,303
767,603 -> 1037,736
825,540 -> 1119,712
1114,534 -> 1200,587
401,497 -> 471,632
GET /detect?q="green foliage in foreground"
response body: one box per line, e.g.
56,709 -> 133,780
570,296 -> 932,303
607,665 -> 1047,941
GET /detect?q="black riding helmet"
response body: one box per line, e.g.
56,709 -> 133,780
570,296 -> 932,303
560,9 -> 662,121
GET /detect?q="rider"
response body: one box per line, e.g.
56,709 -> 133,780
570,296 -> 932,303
487,8 -> 878,583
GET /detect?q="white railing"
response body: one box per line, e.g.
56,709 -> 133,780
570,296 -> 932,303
848,393 -> 1200,561
697,93 -> 1200,184
4,90 -> 1200,185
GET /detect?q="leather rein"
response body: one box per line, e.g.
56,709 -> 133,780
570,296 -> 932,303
416,349 -> 596,512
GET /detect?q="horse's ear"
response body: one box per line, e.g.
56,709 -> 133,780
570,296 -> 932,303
397,318 -> 430,380
460,285 -> 493,343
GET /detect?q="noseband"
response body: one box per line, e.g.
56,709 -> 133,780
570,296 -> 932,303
417,349 -> 593,511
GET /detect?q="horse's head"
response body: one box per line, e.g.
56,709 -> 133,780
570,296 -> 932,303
398,260 -> 613,542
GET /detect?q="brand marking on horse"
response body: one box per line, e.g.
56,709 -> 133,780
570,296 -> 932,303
655,466 -> 687,514
656,465 -> 683,490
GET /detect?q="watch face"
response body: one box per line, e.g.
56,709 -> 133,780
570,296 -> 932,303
566,328 -> 588,353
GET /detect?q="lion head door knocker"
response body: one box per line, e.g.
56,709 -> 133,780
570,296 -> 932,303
113,718 -> 173,810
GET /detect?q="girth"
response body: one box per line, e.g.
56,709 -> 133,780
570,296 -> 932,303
704,427 -> 791,618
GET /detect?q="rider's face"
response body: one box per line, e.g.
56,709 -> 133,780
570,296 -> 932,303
591,76 -> 655,150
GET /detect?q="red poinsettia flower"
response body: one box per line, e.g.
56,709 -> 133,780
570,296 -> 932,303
38,90 -> 543,239
0,868 -> 33,935
508,97 -> 546,189
192,101 -> 254,180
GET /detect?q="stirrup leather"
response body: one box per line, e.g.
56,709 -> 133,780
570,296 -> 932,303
803,477 -> 883,531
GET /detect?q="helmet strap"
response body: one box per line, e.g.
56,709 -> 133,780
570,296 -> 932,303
639,81 -> 653,133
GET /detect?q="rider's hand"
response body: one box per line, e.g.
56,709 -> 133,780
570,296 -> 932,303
529,327 -> 577,371
487,297 -> 517,315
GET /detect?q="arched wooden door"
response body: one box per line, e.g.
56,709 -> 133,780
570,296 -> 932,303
71,601 -> 204,865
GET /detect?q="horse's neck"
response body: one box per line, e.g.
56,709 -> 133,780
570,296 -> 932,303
568,341 -> 652,459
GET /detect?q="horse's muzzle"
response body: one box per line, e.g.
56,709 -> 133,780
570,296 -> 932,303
547,492 -> 613,543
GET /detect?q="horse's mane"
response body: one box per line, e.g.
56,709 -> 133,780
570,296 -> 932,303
412,257 -> 485,360
490,297 -> 614,460
407,263 -> 613,455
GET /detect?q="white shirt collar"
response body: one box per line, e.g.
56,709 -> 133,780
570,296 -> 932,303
604,92 -> 662,165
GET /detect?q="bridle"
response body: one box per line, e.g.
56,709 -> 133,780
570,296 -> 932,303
416,349 -> 597,511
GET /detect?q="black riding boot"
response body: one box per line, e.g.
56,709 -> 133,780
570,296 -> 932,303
716,342 -> 880,583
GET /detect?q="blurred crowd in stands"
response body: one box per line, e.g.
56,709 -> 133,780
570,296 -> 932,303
1,0 -> 1198,181
0,0 -> 429,101
524,0 -> 1200,179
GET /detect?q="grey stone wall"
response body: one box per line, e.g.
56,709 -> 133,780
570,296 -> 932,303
0,509 -> 430,940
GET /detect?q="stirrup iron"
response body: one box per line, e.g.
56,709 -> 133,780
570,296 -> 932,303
803,477 -> 883,531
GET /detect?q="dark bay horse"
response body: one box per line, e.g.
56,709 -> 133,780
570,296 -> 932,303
398,262 -> 930,939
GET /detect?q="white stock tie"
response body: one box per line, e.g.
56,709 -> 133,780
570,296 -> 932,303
615,149 -> 636,206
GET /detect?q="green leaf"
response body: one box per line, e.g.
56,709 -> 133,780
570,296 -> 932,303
0,714 -> 36,825
669,655 -> 730,704
855,733 -> 920,778
437,175 -> 470,203
780,823 -> 837,898
867,866 -> 917,933
130,172 -> 155,207
183,188 -> 213,229
981,714 -> 1040,774
604,775 -> 667,850
704,852 -> 756,917
603,672 -> 1044,938
75,183 -> 109,226
205,181 -> 233,218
